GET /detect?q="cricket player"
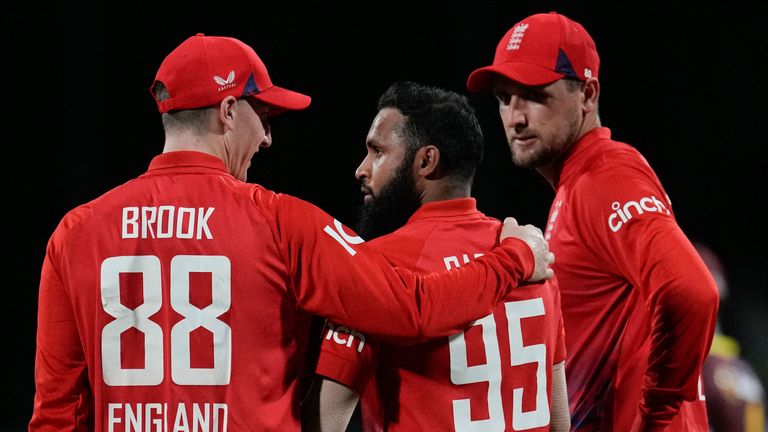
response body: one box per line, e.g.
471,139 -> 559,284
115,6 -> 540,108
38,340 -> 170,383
466,11 -> 720,431
308,81 -> 569,432
29,34 -> 554,431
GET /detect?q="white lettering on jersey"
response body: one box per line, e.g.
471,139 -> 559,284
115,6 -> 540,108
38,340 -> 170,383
544,199 -> 562,241
607,195 -> 670,233
107,402 -> 227,432
122,206 -> 214,240
324,321 -> 366,353
323,219 -> 364,256
697,373 -> 706,401
443,253 -> 484,271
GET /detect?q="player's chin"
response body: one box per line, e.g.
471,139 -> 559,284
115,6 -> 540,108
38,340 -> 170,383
515,142 -> 549,166
511,151 -> 536,168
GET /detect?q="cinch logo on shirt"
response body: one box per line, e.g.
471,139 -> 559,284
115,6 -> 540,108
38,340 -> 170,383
607,195 -> 670,232
324,321 -> 366,353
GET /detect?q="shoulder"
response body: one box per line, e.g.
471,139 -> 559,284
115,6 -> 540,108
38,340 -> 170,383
52,178 -> 131,240
46,187 -> 114,256
370,221 -> 433,246
366,221 -> 436,266
570,139 -> 668,211
580,140 -> 656,186
246,184 -> 325,218
477,212 -> 503,227
53,203 -> 94,240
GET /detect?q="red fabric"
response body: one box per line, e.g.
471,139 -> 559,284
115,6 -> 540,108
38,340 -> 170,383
153,34 -> 311,113
316,198 -> 565,431
30,152 -> 535,431
546,128 -> 718,431
467,11 -> 599,89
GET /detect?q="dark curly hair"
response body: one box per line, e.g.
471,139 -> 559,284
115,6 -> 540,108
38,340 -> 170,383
377,81 -> 484,186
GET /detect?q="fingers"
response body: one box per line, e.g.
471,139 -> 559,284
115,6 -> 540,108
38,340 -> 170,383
531,266 -> 555,282
525,223 -> 544,237
545,268 -> 554,280
499,217 -> 555,282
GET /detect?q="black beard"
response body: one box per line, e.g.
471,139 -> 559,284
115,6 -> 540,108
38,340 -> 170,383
356,160 -> 422,240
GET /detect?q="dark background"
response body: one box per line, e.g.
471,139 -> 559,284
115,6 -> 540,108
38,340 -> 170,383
5,2 -> 766,430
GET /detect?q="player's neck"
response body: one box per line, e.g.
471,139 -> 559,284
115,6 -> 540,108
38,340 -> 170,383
538,115 -> 602,187
163,132 -> 221,158
421,182 -> 471,205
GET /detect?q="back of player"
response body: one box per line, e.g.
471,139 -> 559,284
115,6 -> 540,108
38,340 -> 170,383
35,158 -> 313,431
33,39 -> 555,432
318,199 -> 565,431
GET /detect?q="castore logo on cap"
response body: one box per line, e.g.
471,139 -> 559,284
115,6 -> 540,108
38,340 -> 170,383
214,71 -> 236,90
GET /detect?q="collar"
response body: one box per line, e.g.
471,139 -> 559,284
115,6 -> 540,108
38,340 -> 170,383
407,197 -> 480,223
556,127 -> 613,187
144,151 -> 231,176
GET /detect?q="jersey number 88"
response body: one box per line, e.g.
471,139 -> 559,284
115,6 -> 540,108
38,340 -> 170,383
100,255 -> 232,386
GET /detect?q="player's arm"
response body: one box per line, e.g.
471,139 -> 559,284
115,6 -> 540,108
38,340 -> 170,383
551,288 -> 570,432
267,192 -> 551,343
302,376 -> 359,432
29,233 -> 91,431
309,316 -> 379,429
551,361 -> 570,432
628,222 -> 718,430
306,378 -> 360,432
581,169 -> 719,430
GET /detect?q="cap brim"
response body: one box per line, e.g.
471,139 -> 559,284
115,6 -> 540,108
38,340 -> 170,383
249,85 -> 311,115
467,63 -> 564,91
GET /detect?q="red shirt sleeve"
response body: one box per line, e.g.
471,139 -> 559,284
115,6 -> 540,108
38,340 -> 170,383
315,319 -> 379,393
30,213 -> 93,431
575,162 -> 719,428
555,317 -> 566,364
259,189 -> 535,344
552,277 -> 567,365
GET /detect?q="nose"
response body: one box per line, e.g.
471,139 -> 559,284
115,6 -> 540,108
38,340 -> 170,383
261,130 -> 272,148
355,157 -> 370,181
501,96 -> 527,129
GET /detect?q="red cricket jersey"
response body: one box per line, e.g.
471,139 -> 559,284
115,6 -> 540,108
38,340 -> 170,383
316,198 -> 565,431
545,128 -> 719,431
30,152 -> 536,431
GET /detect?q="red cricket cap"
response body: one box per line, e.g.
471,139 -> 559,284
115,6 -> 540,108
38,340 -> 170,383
151,33 -> 311,114
467,12 -> 599,90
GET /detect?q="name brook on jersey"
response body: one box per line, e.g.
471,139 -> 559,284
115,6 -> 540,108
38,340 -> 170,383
121,206 -> 215,240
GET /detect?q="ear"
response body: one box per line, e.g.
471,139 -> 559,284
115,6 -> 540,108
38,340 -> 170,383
218,96 -> 240,132
416,145 -> 440,178
582,77 -> 600,115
